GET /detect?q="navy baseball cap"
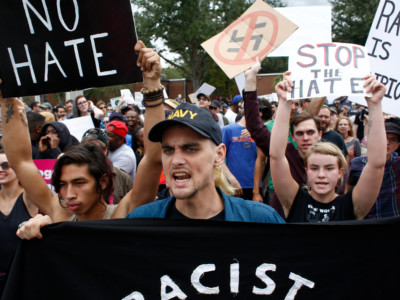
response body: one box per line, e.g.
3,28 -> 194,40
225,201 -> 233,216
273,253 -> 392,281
148,103 -> 222,145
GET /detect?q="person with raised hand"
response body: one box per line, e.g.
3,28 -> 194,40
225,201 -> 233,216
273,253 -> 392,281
270,72 -> 386,222
0,41 -> 164,239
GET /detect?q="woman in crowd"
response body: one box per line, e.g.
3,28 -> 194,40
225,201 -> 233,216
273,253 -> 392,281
333,116 -> 361,162
72,95 -> 104,128
0,150 -> 38,285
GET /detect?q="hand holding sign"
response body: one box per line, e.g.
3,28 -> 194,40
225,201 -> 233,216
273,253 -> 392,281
364,74 -> 386,106
135,40 -> 162,90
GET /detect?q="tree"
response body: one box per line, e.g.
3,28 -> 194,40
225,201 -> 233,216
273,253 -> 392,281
330,0 -> 380,45
133,0 -> 283,90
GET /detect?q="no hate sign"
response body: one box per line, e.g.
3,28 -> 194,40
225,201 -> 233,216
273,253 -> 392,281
0,0 -> 142,98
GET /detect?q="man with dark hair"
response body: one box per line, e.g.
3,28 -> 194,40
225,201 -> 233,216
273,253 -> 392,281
64,99 -> 73,117
318,106 -> 348,156
53,105 -> 66,121
29,101 -> 41,113
81,128 -> 133,204
26,112 -> 46,159
346,119 -> 400,219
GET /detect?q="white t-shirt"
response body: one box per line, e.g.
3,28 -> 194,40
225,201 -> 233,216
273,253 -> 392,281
108,144 -> 137,181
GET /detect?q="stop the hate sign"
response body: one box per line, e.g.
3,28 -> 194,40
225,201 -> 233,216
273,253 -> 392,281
288,42 -> 371,100
202,0 -> 298,79
0,0 -> 142,98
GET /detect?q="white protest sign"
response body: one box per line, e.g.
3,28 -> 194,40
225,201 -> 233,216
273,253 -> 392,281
234,73 -> 245,96
110,97 -> 120,110
120,89 -> 135,104
287,42 -> 371,100
194,83 -> 216,98
365,0 -> 400,117
269,6 -> 332,57
60,115 -> 94,142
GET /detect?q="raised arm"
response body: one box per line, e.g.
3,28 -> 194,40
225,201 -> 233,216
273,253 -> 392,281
352,75 -> 386,219
0,96 -> 65,221
243,60 -> 271,156
112,41 -> 164,218
269,72 -> 299,217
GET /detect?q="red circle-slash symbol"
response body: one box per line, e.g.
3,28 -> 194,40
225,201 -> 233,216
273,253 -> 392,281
214,11 -> 278,65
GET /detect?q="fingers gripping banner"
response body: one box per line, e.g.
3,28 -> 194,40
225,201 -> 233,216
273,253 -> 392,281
2,218 -> 400,299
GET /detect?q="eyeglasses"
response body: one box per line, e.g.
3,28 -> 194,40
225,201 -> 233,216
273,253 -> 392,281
77,100 -> 87,106
0,161 -> 10,170
99,106 -> 106,110
387,136 -> 399,144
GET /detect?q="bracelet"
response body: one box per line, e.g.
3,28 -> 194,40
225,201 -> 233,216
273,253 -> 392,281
141,85 -> 164,95
141,84 -> 164,102
142,98 -> 165,108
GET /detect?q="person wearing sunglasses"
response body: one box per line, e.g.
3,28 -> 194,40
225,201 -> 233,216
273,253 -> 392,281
0,150 -> 38,286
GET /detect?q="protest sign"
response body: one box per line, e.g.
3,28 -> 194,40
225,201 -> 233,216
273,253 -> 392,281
269,6 -> 332,57
33,159 -> 56,191
287,42 -> 371,100
201,0 -> 298,79
235,72 -> 246,96
3,218 -> 400,299
60,115 -> 93,142
194,83 -> 216,98
365,0 -> 400,117
0,0 -> 142,98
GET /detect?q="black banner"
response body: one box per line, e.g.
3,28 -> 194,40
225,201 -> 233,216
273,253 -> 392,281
0,0 -> 142,97
2,218 -> 400,299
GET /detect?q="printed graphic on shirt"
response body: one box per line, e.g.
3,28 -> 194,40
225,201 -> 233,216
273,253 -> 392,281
306,204 -> 335,222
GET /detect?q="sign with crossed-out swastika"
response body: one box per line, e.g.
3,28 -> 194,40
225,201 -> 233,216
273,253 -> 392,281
202,0 -> 298,79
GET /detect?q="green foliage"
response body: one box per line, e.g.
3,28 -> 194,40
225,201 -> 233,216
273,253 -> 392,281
134,0 -> 284,90
330,0 -> 380,45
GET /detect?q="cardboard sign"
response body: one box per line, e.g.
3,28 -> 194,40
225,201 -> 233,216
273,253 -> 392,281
194,83 -> 216,98
201,0 -> 298,79
365,0 -> 400,117
0,0 -> 142,98
33,159 -> 56,191
287,42 -> 371,100
60,115 -> 94,142
269,6 -> 332,57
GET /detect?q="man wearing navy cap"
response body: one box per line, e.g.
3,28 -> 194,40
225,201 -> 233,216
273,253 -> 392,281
126,103 -> 284,223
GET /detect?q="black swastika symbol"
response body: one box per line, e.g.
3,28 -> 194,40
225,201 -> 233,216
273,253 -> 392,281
227,22 -> 267,53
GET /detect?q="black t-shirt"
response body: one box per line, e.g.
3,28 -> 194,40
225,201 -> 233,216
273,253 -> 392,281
166,199 -> 225,220
287,186 -> 354,223
322,130 -> 348,156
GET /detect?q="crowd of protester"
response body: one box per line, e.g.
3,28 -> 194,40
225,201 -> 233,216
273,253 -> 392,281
0,42 -> 399,293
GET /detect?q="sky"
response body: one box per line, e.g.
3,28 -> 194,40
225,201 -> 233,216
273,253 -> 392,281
285,0 -> 331,6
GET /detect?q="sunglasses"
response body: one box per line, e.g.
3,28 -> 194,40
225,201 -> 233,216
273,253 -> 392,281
0,161 -> 10,170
